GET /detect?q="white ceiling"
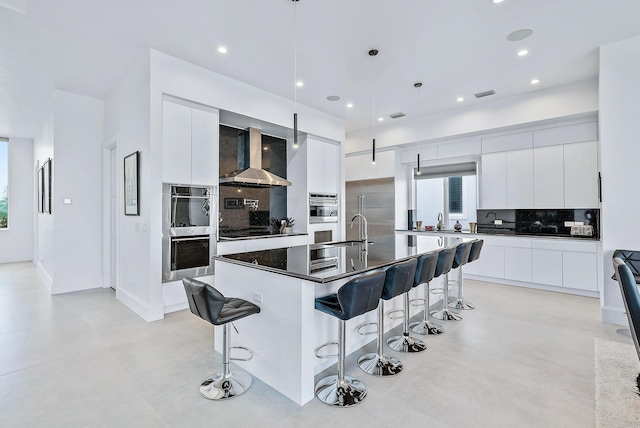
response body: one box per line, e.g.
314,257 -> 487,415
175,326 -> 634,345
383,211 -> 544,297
2,0 -> 640,139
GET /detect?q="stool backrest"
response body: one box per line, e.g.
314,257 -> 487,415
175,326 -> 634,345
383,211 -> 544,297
613,257 -> 640,363
468,239 -> 484,263
452,241 -> 473,269
337,270 -> 386,320
381,258 -> 418,300
415,251 -> 439,286
435,246 -> 457,277
613,250 -> 640,282
183,277 -> 225,325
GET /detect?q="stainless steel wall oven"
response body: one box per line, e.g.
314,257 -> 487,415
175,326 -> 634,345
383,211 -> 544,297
309,193 -> 338,223
162,184 -> 217,282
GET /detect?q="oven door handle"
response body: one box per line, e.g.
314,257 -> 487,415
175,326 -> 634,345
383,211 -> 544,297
172,236 -> 209,242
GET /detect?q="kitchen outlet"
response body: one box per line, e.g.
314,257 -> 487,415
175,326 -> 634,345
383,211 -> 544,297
564,221 -> 575,227
494,219 -> 502,225
253,292 -> 263,303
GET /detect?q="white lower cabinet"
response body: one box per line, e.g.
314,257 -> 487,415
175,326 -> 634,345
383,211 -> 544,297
468,236 -> 599,293
532,249 -> 563,287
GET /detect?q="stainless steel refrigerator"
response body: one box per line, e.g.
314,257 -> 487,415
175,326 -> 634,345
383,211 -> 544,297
346,177 -> 396,262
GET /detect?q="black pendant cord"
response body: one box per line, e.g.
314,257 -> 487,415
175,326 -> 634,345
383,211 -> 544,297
370,49 -> 378,164
292,0 -> 299,148
415,82 -> 423,175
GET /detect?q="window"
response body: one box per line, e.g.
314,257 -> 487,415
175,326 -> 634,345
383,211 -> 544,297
448,176 -> 463,214
0,138 -> 7,228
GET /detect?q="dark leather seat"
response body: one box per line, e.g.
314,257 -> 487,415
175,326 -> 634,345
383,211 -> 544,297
431,245 -> 459,321
183,278 -> 260,400
449,239 -> 483,311
314,270 -> 386,407
382,258 -> 427,353
410,250 -> 444,335
612,250 -> 640,284
613,257 -> 640,363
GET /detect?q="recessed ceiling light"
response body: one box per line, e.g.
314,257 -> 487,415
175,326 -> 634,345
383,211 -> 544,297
517,49 -> 529,57
378,117 -> 384,122
530,79 -> 540,85
507,28 -> 534,42
217,46 -> 228,54
492,0 -> 504,3
346,103 -> 354,108
326,95 -> 340,101
296,81 -> 304,87
457,97 -> 464,102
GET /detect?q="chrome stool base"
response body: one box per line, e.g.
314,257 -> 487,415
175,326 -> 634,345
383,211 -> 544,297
315,375 -> 367,407
358,353 -> 403,376
409,319 -> 444,335
431,308 -> 463,321
448,299 -> 475,310
387,334 -> 427,353
199,368 -> 253,400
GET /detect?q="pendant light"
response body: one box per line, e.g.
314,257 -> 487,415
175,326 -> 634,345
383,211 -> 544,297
292,0 -> 300,148
415,82 -> 422,175
369,49 -> 378,164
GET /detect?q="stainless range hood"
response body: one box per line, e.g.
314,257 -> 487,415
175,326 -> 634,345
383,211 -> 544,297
219,127 -> 292,187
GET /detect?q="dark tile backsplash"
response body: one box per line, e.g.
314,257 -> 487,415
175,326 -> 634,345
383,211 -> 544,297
476,208 -> 599,239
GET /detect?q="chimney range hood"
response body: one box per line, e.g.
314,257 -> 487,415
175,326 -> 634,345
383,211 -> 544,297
219,127 -> 292,187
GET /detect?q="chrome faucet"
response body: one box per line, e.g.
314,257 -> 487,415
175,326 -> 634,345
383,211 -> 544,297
350,213 -> 368,246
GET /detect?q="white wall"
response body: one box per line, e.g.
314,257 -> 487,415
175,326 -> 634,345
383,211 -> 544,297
104,53 -> 154,319
599,35 -> 640,324
346,79 -> 598,154
0,137 -> 34,263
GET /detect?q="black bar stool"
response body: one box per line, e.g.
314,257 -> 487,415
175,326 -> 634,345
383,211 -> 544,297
449,239 -> 483,310
409,250 -> 444,335
314,270 -> 386,407
430,245 -> 459,321
380,258 -> 426,353
182,278 -> 261,400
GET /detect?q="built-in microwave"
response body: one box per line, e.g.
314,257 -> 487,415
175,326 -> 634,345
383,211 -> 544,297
309,193 -> 338,223
163,184 -> 215,236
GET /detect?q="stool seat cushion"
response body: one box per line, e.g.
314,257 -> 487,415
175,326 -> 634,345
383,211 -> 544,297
452,241 -> 473,269
183,278 -> 260,326
381,258 -> 418,300
414,251 -> 439,287
468,239 -> 484,263
435,246 -> 457,277
315,270 -> 386,321
612,250 -> 640,284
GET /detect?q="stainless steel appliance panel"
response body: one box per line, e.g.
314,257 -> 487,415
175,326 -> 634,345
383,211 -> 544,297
309,193 -> 339,223
162,235 -> 215,282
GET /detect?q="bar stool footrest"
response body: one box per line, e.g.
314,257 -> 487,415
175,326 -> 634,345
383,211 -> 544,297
229,346 -> 254,362
386,309 -> 405,320
314,341 -> 339,359
356,321 -> 378,336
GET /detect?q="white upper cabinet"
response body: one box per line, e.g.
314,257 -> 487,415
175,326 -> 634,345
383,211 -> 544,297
506,149 -> 534,208
307,138 -> 339,193
345,150 -> 395,182
480,152 -> 506,208
162,100 -> 219,185
162,101 -> 192,184
563,141 -> 599,208
533,145 -> 564,208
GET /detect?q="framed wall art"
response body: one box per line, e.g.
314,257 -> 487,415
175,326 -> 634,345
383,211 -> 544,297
42,158 -> 52,214
124,151 -> 139,216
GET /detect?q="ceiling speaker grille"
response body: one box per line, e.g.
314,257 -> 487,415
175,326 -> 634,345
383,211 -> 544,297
389,112 -> 406,119
474,90 -> 496,99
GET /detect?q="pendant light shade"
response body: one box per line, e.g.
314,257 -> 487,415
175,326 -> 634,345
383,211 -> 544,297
370,49 -> 378,165
292,0 -> 300,148
417,153 -> 421,175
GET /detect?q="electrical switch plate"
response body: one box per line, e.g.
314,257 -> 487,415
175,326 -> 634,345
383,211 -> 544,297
494,219 -> 502,225
253,292 -> 263,303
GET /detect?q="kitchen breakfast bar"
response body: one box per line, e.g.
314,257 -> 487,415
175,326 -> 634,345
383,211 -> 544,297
212,234 -> 469,405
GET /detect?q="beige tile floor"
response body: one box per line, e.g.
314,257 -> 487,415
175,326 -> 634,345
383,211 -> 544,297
0,261 -> 626,427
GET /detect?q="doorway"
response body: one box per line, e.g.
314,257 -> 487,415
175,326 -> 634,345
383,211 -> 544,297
102,139 -> 118,290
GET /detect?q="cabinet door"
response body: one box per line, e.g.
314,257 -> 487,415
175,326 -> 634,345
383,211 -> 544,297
532,249 -> 563,286
506,149 -> 534,208
564,141 -> 599,208
345,155 -> 362,182
533,146 -> 564,208
375,150 -> 395,178
191,108 -> 219,186
306,140 -> 324,192
504,247 -> 532,282
162,101 -> 192,184
480,152 -> 507,209
323,142 -> 339,193
477,245 -> 505,278
562,251 -> 598,291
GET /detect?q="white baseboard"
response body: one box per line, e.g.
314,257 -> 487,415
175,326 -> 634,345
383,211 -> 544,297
164,301 -> 188,314
36,261 -> 53,293
0,254 -> 32,264
465,274 -> 599,298
116,287 -> 164,322
602,305 -> 628,326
